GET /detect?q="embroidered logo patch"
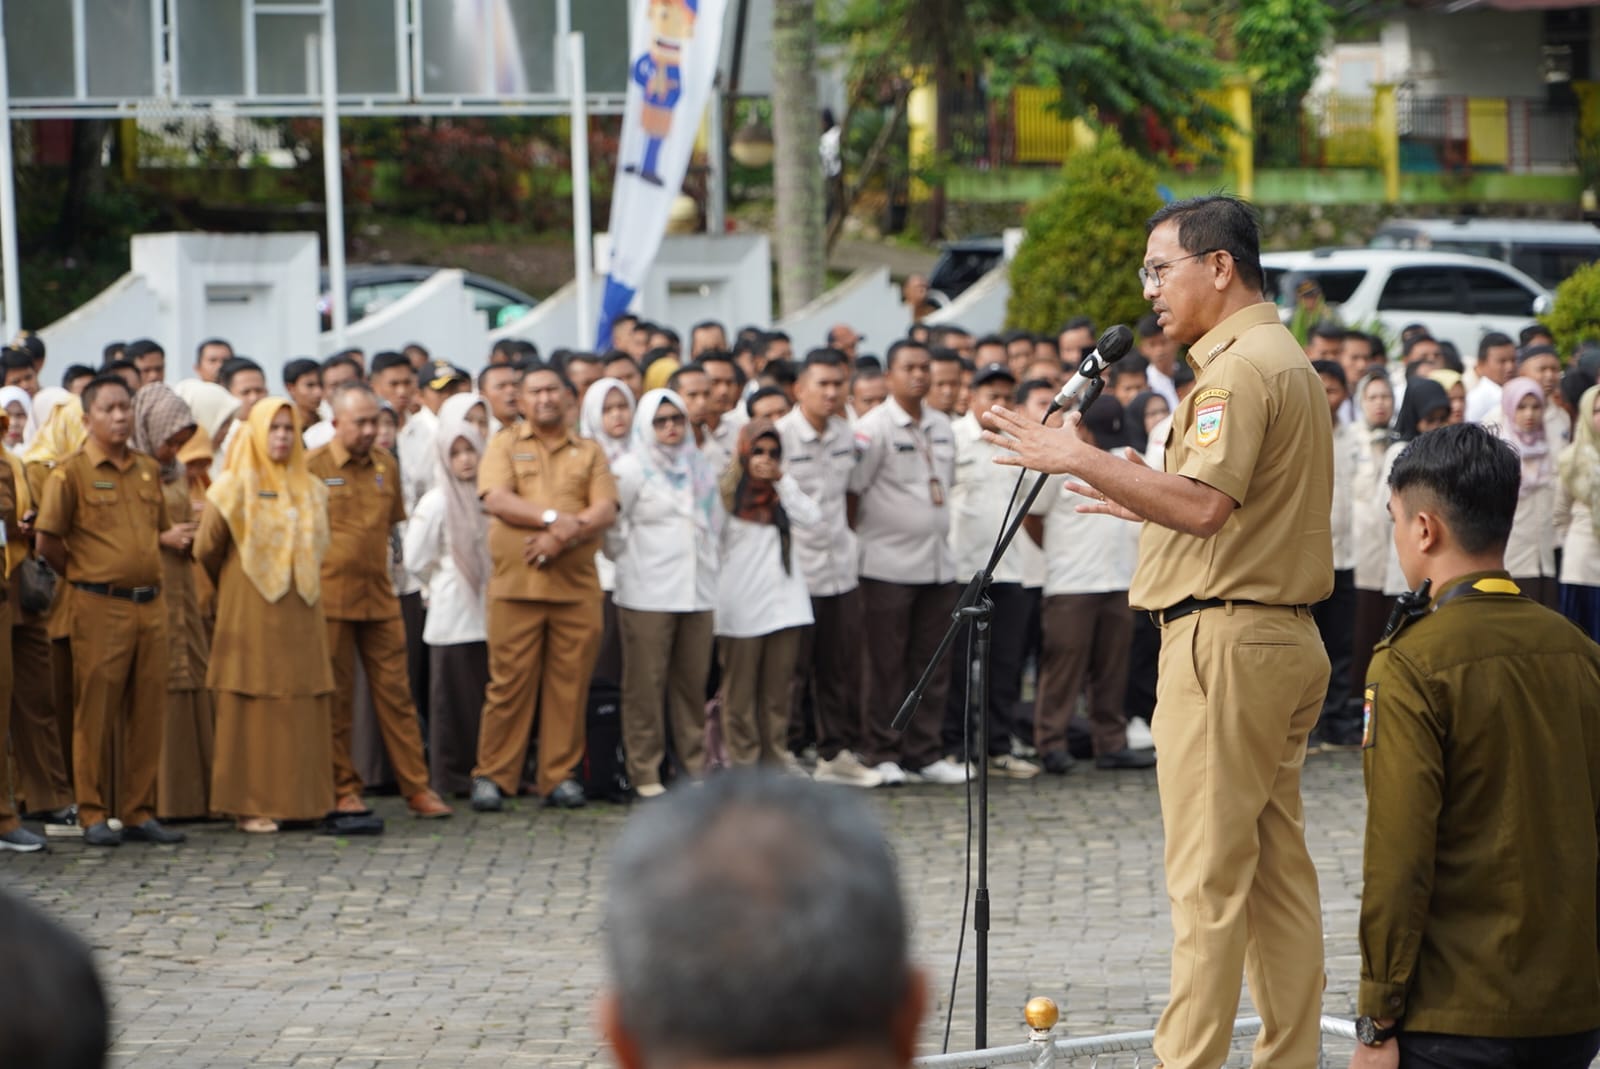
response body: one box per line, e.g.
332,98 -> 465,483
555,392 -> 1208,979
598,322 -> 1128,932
1195,402 -> 1225,445
1362,683 -> 1378,749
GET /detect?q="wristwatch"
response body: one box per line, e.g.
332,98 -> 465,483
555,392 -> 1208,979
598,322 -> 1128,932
1355,1016 -> 1401,1047
541,509 -> 559,528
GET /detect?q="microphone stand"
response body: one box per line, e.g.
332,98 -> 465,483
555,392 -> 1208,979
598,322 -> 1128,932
892,375 -> 1110,1050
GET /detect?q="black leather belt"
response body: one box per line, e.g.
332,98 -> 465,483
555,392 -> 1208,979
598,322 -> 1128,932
71,581 -> 160,604
1149,597 -> 1307,626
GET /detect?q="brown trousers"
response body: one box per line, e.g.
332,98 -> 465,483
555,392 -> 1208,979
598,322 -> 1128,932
859,579 -> 958,770
618,608 -> 713,789
789,589 -> 866,761
70,592 -> 168,827
11,616 -> 71,811
1035,592 -> 1133,757
474,596 -> 603,798
0,596 -> 15,833
326,616 -> 431,800
720,628 -> 802,766
1151,604 -> 1327,1069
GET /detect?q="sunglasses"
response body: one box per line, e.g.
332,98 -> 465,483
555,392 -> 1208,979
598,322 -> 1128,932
652,413 -> 687,428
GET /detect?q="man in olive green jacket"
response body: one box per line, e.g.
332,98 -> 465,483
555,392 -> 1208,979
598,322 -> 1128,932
1352,423 -> 1600,1069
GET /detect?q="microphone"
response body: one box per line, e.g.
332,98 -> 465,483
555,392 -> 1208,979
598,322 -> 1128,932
1047,325 -> 1135,414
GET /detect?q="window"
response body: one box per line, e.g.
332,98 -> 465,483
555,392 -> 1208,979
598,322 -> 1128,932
1377,268 -> 1460,314
348,280 -> 417,321
1460,268 -> 1538,317
1509,245 -> 1599,289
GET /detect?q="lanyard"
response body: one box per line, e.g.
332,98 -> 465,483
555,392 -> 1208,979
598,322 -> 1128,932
904,420 -> 944,506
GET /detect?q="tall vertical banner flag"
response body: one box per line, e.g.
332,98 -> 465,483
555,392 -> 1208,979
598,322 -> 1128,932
596,0 -> 728,350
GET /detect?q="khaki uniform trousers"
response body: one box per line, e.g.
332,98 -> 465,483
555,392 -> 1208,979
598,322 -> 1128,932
474,597 -> 603,798
0,595 -> 15,833
1151,603 -> 1327,1069
618,608 -> 713,790
70,592 -> 168,828
719,628 -> 802,767
327,616 -> 431,800
11,616 -> 71,812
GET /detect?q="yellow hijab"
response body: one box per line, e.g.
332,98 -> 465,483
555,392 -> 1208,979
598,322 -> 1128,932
0,412 -> 27,579
643,357 -> 680,393
24,398 -> 86,465
205,397 -> 328,605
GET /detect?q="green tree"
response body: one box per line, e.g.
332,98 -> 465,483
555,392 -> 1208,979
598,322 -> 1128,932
771,0 -> 827,315
1541,260 -> 1600,355
1234,0 -> 1332,165
1005,130 -> 1161,335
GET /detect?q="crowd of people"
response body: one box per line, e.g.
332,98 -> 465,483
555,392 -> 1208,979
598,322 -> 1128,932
0,285 -> 1595,851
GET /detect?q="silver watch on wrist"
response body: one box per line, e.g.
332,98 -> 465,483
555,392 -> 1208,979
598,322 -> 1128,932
541,508 -> 559,528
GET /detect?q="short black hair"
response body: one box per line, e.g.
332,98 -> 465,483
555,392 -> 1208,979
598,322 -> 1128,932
283,357 -> 321,388
745,385 -> 790,418
124,338 -> 165,361
1015,377 -> 1054,405
196,337 -> 232,358
648,325 -> 681,349
927,324 -> 971,348
477,363 -> 518,391
565,351 -> 604,370
1311,359 -> 1347,390
13,332 -> 44,366
974,334 -> 1006,352
521,363 -> 578,398
1388,423 -> 1518,555
99,358 -> 138,378
369,351 -> 413,379
321,354 -> 361,379
605,352 -> 642,375
0,888 -> 109,1069
1146,194 -> 1264,291
1173,362 -> 1196,388
81,373 -> 134,411
1060,315 -> 1096,336
930,347 -> 964,366
1136,312 -> 1162,339
1003,329 -> 1034,347
219,357 -> 264,391
802,348 -> 849,372
851,365 -> 884,386
1363,333 -> 1388,362
1477,332 -> 1514,360
667,363 -> 707,393
1401,333 -> 1437,359
1,348 -> 33,375
1518,323 -> 1554,349
1308,320 -> 1346,344
885,339 -> 929,370
62,363 -> 95,389
700,348 -> 743,380
692,319 -> 725,336
1107,355 -> 1149,386
757,360 -> 797,390
101,341 -> 125,364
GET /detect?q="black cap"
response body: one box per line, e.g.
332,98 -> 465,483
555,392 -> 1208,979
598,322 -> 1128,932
971,362 -> 1017,388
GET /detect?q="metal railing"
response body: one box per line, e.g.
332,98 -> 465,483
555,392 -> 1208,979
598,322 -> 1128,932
916,1001 -> 1358,1069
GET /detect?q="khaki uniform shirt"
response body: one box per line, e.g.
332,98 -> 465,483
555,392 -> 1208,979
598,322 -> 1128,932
306,441 -> 406,622
1130,303 -> 1333,611
848,397 -> 957,586
477,423 -> 616,603
36,441 -> 169,587
1359,571 -> 1600,1036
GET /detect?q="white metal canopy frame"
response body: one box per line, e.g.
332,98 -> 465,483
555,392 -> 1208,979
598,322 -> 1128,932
0,0 -> 629,344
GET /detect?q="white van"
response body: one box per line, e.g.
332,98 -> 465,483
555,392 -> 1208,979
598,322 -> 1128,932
1369,218 -> 1600,289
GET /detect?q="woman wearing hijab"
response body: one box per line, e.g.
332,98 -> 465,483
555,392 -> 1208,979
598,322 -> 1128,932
714,419 -> 820,769
1428,368 -> 1466,424
1499,377 -> 1559,608
578,377 -> 636,694
196,398 -> 335,833
605,388 -> 722,797
0,386 -> 34,451
1350,370 -> 1397,695
174,380 -> 241,458
25,388 -> 70,458
403,393 -> 492,797
131,384 -> 213,821
1557,384 -> 1600,640
1379,377 -> 1452,599
1123,391 -> 1169,456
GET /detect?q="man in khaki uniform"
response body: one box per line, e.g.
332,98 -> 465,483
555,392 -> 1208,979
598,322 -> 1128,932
983,195 -> 1333,1069
37,376 -> 189,846
306,382 -> 452,820
471,366 -> 616,812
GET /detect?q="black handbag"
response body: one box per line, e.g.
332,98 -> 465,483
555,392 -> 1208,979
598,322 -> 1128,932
16,556 -> 56,616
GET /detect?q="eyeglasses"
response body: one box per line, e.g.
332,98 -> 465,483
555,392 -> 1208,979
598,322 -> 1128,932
749,446 -> 780,459
652,413 -> 687,428
1138,249 -> 1223,290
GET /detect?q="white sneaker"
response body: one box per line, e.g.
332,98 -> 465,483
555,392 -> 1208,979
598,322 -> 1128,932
916,757 -> 973,786
872,761 -> 909,787
988,753 -> 1041,780
813,751 -> 885,788
1126,716 -> 1155,751
779,752 -> 812,779
635,783 -> 666,799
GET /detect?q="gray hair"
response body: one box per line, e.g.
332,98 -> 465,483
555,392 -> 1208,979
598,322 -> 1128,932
329,379 -> 377,412
604,771 -> 910,1062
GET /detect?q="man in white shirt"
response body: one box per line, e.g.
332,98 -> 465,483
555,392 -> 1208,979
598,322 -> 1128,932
697,351 -> 743,474
1465,332 -> 1516,425
945,364 -> 1042,779
1310,360 -> 1364,750
778,351 -> 882,788
847,340 -> 965,786
1136,313 -> 1180,409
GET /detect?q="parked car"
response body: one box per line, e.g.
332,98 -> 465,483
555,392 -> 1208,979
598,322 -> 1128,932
1261,248 -> 1551,366
928,236 -> 1005,306
1369,217 -> 1600,290
318,265 -> 539,333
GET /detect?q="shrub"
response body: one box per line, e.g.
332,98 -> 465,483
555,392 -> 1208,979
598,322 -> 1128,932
1005,129 -> 1162,336
1541,260 -> 1600,357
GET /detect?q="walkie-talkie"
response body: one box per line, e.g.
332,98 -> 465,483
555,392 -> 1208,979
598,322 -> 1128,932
1381,578 -> 1433,641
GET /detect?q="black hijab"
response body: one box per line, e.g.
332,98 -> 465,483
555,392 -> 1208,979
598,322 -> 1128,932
1395,379 -> 1449,443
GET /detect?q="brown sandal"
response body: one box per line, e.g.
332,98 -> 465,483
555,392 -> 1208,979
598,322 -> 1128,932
237,817 -> 279,834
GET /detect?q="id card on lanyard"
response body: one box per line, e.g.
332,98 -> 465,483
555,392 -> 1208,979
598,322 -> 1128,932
906,423 -> 944,506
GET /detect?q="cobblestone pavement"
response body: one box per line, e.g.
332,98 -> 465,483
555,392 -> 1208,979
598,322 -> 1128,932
1,753 -> 1368,1068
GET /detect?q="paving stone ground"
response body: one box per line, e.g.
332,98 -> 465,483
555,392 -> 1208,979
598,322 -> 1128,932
1,753 -> 1369,1068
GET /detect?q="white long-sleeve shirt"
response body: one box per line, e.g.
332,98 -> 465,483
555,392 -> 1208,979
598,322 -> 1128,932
606,453 -> 720,613
776,407 -> 859,598
948,412 -> 1043,586
401,487 -> 487,646
1029,473 -> 1139,596
393,408 -> 437,597
715,474 -> 821,638
1330,418 -> 1361,572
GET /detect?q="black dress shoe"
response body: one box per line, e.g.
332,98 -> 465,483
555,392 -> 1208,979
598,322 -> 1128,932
1096,748 -> 1158,770
470,776 -> 503,813
1042,750 -> 1076,775
544,779 -> 587,809
83,822 -> 122,847
123,819 -> 186,844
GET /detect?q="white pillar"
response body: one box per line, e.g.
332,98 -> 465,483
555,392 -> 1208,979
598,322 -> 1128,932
0,5 -> 22,341
568,32 -> 593,350
320,0 -> 348,348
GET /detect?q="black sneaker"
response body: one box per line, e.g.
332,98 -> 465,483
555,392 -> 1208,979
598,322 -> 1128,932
1042,750 -> 1076,775
40,804 -> 80,838
123,819 -> 186,844
1095,748 -> 1158,770
544,779 -> 587,810
83,821 -> 122,847
470,777 -> 503,812
0,827 -> 47,853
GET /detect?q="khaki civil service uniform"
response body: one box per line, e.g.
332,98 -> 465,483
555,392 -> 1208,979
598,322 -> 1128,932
156,476 -> 214,819
306,441 -> 432,802
36,442 -> 171,830
1129,303 -> 1334,1069
26,461 -> 77,777
0,460 -> 19,834
1360,571 -> 1600,1043
7,457 -> 71,815
473,424 -> 615,798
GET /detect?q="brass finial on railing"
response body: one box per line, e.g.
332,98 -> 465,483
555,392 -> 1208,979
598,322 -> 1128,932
1024,997 -> 1059,1069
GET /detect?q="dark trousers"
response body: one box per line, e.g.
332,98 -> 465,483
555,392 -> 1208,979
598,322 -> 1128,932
1351,588 -> 1390,694
790,588 -> 866,761
400,590 -> 430,734
943,583 -> 1037,759
1399,1027 -> 1600,1069
859,579 -> 958,771
1125,613 -> 1160,725
1036,592 -> 1132,757
1311,568 -> 1357,726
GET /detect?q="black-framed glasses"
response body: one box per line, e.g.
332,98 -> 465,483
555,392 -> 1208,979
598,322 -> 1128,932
1138,248 -> 1223,289
652,413 -> 687,428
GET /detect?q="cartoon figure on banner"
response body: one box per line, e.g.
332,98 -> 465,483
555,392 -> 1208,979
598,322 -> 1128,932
624,0 -> 699,187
